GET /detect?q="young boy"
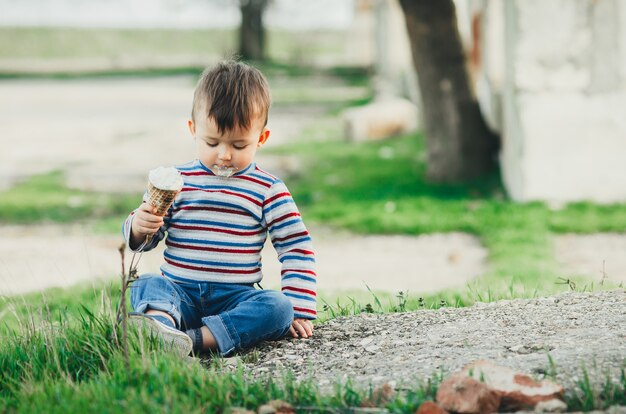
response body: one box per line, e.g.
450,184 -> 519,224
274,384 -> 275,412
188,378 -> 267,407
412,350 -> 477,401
123,60 -> 316,357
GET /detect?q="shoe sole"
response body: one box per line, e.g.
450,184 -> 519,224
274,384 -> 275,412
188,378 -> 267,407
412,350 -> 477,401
127,314 -> 193,357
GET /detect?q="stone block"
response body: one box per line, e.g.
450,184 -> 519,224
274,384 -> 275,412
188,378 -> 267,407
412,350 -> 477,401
504,92 -> 626,202
342,98 -> 418,142
436,374 -> 500,414
437,360 -> 564,413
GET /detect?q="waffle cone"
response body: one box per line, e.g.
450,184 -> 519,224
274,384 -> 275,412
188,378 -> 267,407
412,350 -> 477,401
147,182 -> 179,216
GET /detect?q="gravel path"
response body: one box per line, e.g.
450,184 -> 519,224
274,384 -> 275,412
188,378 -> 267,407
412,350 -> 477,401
233,290 -> 626,392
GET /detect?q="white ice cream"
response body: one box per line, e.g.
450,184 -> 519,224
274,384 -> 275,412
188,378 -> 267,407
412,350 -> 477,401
148,166 -> 184,191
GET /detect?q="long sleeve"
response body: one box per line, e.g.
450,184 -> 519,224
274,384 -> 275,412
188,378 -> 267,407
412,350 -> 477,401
122,194 -> 172,253
263,180 -> 317,320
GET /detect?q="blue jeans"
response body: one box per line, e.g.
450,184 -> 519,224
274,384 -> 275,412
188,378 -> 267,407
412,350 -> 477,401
130,274 -> 294,356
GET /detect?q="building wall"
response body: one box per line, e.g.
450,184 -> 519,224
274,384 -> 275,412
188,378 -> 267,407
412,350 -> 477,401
474,0 -> 626,203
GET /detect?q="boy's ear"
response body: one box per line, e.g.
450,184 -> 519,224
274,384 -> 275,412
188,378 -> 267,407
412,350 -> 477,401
257,128 -> 270,147
187,119 -> 196,137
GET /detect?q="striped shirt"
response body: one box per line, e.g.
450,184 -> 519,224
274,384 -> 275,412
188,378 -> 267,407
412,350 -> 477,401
123,160 -> 317,319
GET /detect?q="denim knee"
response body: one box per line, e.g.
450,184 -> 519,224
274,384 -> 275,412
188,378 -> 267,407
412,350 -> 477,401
262,291 -> 295,336
130,274 -> 182,327
203,289 -> 295,356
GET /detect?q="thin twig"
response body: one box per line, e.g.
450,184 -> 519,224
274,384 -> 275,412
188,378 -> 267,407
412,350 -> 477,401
599,259 -> 608,286
116,243 -> 130,369
555,276 -> 576,291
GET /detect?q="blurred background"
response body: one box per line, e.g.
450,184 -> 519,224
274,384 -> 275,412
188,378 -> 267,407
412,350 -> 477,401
1,0 -> 625,309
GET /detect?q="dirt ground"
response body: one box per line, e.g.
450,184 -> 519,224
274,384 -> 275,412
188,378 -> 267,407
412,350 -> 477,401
554,233 -> 626,286
0,224 -> 487,297
0,77 -> 324,192
1,78 -> 624,297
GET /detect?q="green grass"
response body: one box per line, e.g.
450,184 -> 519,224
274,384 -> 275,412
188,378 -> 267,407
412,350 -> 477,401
0,27 -> 358,79
1,287 -> 624,412
566,367 -> 626,411
0,28 -> 236,60
0,171 -> 139,224
0,27 -> 349,62
0,296 -> 442,413
266,65 -> 373,108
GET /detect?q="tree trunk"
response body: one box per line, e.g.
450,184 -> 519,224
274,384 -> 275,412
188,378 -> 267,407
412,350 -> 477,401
399,0 -> 499,182
239,0 -> 268,61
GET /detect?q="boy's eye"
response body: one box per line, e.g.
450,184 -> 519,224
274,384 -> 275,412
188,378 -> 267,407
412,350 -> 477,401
207,142 -> 218,147
233,145 -> 247,150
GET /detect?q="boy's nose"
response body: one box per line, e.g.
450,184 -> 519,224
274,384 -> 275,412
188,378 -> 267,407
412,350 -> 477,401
218,148 -> 231,160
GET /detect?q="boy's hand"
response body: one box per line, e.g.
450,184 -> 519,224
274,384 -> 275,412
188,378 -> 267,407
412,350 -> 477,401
130,202 -> 164,244
289,318 -> 314,339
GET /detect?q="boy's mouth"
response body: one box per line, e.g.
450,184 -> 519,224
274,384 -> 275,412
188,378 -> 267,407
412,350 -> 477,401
212,165 -> 238,178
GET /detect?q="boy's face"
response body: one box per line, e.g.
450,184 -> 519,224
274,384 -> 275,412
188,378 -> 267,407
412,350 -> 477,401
188,115 -> 269,177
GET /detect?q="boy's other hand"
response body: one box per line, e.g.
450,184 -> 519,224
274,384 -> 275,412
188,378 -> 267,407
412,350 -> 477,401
289,318 -> 314,339
131,202 -> 165,238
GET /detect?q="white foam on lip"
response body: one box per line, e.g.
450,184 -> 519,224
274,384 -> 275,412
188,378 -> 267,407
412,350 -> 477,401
212,165 -> 238,178
148,166 -> 184,190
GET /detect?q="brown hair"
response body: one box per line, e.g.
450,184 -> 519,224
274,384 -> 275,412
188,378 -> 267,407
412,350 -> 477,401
191,60 -> 271,133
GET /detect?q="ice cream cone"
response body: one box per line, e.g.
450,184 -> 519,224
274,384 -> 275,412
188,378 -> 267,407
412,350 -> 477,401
147,182 -> 179,216
144,166 -> 184,243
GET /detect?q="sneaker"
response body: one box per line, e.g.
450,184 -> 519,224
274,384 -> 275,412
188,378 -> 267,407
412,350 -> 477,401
127,313 -> 193,357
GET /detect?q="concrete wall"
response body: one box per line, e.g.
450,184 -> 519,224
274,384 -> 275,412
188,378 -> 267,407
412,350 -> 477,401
472,0 -> 626,203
